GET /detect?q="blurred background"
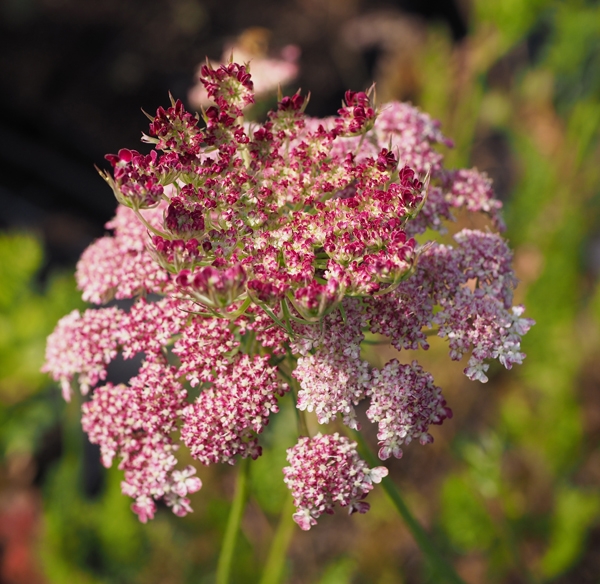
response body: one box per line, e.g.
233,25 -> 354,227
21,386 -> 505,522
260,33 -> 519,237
1,0 -> 600,582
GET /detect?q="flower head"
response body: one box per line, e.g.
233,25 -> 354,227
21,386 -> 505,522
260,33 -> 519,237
43,61 -> 532,525
283,433 -> 388,530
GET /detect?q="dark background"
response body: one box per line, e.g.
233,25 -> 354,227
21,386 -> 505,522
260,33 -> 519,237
0,0 -> 466,267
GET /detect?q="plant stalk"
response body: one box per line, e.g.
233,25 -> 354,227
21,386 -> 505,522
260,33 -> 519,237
258,494 -> 296,584
216,457 -> 251,584
352,430 -> 466,584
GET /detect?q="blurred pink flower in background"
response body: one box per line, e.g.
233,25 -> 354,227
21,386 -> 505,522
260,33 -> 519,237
188,28 -> 300,110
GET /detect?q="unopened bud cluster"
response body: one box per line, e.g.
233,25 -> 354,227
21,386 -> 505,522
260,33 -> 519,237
44,61 -> 533,528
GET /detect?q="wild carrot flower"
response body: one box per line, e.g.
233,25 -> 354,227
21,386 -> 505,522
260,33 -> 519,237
283,433 -> 388,530
43,61 -> 533,528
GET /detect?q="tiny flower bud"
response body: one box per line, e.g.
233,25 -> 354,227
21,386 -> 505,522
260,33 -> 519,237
190,264 -> 247,308
164,197 -> 205,239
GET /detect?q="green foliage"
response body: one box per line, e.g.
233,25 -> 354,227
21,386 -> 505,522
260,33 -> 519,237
435,1 -> 600,580
0,232 -> 83,456
317,557 -> 358,584
473,0 -> 555,49
440,475 -> 496,552
540,486 -> 600,577
42,403 -> 145,584
547,3 -> 600,110
250,396 -> 296,516
0,231 -> 42,310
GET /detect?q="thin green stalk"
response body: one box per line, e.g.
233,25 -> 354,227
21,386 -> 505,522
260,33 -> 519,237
216,457 -> 251,584
258,494 -> 297,584
287,376 -> 309,437
352,430 -> 466,584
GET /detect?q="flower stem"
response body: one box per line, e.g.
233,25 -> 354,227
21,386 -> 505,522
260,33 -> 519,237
352,430 -> 466,584
258,494 -> 296,584
287,376 -> 309,437
216,457 -> 251,584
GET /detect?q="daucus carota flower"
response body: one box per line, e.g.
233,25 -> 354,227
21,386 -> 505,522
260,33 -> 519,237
283,433 -> 388,530
43,60 -> 533,527
367,360 -> 452,461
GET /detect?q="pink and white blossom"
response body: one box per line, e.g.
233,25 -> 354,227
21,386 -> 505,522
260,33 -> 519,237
43,61 -> 533,526
283,433 -> 388,530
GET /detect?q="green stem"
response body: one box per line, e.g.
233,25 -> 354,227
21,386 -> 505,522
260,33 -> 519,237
258,494 -> 297,584
352,430 -> 466,584
288,377 -> 309,437
216,457 -> 251,584
132,207 -> 166,238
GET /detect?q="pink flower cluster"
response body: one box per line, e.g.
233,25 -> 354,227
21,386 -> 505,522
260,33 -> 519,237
291,299 -> 370,430
283,433 -> 388,530
81,359 -> 200,522
367,360 -> 452,460
43,61 -> 533,528
43,307 -> 122,400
